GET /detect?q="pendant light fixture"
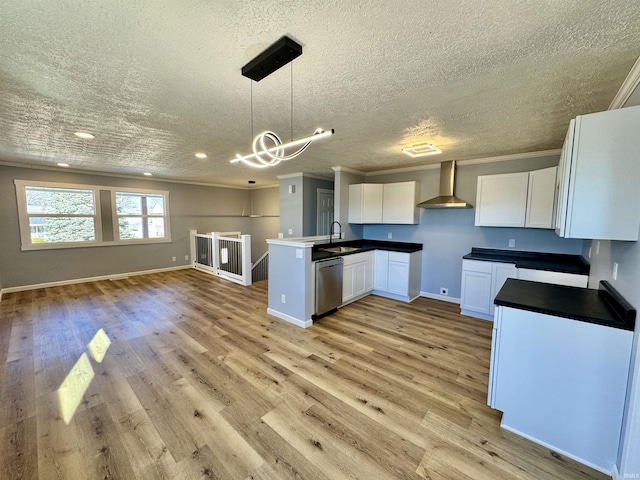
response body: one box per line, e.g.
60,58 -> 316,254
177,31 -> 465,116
229,36 -> 334,169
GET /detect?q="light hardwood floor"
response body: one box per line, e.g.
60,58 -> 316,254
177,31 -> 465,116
0,269 -> 608,479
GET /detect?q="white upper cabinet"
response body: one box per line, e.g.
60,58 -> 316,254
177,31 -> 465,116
475,167 -> 557,229
348,184 -> 383,223
555,106 -> 640,241
382,181 -> 419,224
525,166 -> 557,229
475,172 -> 529,227
348,182 -> 419,224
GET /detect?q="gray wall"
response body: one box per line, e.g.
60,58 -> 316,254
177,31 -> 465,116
0,165 -> 279,288
279,175 -> 304,237
302,176 -> 334,236
334,168 -> 364,240
359,155 -> 584,298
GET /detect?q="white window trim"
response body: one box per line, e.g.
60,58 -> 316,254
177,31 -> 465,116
14,180 -> 171,251
110,186 -> 171,245
15,180 -> 103,251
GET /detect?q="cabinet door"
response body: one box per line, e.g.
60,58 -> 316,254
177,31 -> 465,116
387,261 -> 409,296
555,120 -> 575,237
490,263 -> 517,315
461,270 -> 492,314
342,263 -> 355,302
348,184 -> 383,224
373,250 -> 389,291
525,167 -> 557,229
362,184 -> 384,223
353,262 -> 367,297
382,182 -> 418,224
560,107 -> 640,240
364,251 -> 374,292
475,172 -> 529,227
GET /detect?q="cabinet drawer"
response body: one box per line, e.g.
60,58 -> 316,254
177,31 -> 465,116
462,259 -> 492,273
389,251 -> 409,263
342,251 -> 368,266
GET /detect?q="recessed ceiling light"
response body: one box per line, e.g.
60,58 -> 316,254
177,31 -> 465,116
195,152 -> 207,159
57,162 -> 70,167
143,172 -> 153,176
402,143 -> 442,157
73,131 -> 95,140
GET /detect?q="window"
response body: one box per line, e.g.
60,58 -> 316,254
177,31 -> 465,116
15,180 -> 170,250
114,190 -> 166,240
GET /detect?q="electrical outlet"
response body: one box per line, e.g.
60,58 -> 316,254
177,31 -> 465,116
185,255 -> 189,261
596,241 -> 600,255
281,294 -> 286,304
613,262 -> 618,280
278,232 -> 284,239
172,256 -> 176,262
388,232 -> 392,239
588,246 -> 592,259
288,229 -> 293,235
295,249 -> 303,259
508,239 -> 516,248
440,288 -> 448,296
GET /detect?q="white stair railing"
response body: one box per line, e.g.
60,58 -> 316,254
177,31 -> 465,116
190,230 -> 252,286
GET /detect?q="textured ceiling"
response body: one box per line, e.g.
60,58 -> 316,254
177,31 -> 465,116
0,0 -> 639,187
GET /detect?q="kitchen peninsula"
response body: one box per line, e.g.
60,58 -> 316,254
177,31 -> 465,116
267,237 -> 422,328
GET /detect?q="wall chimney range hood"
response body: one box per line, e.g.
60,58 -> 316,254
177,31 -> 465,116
417,160 -> 473,209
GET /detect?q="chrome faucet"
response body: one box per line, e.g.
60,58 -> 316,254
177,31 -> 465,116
329,221 -> 342,243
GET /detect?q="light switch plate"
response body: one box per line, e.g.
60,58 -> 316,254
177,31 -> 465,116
508,239 -> 516,248
295,249 -> 303,259
613,262 -> 618,280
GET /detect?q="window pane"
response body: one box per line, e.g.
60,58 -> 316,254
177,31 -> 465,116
30,217 -> 96,243
115,193 -> 142,215
147,218 -> 165,238
146,194 -> 165,215
118,217 -> 143,239
25,186 -> 95,215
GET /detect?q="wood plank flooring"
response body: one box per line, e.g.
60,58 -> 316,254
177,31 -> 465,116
0,269 -> 608,479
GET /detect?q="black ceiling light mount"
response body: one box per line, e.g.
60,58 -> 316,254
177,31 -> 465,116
241,36 -> 303,82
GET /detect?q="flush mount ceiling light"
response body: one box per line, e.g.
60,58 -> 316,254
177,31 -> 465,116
57,162 -> 70,167
143,172 -> 153,176
195,152 -> 207,159
73,131 -> 95,140
230,36 -> 334,169
402,143 -> 442,157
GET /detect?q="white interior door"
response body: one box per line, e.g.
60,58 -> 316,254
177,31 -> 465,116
317,189 -> 334,235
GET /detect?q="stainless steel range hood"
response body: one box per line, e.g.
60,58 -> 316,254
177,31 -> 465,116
417,160 -> 473,209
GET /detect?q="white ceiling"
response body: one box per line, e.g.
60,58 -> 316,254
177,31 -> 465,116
1,1 -> 639,187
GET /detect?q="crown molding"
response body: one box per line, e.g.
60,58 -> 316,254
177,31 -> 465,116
276,172 -> 333,181
0,160 -> 278,190
331,166 -> 366,175
364,149 -> 562,176
609,55 -> 640,110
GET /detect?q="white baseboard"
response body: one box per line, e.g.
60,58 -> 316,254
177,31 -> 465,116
500,423 -> 611,476
420,291 -> 461,304
0,265 -> 191,294
267,308 -> 313,328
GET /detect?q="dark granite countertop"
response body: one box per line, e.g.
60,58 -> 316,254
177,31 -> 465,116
463,247 -> 589,275
312,239 -> 422,261
495,278 -> 635,331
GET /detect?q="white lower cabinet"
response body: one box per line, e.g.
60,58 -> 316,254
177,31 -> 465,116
460,260 -> 516,320
373,250 -> 421,302
342,251 -> 374,305
517,268 -> 587,287
489,306 -> 632,473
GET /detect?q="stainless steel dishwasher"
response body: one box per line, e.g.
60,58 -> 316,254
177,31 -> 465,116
314,256 -> 343,319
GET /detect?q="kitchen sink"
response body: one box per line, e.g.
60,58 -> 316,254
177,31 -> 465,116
320,246 -> 361,253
